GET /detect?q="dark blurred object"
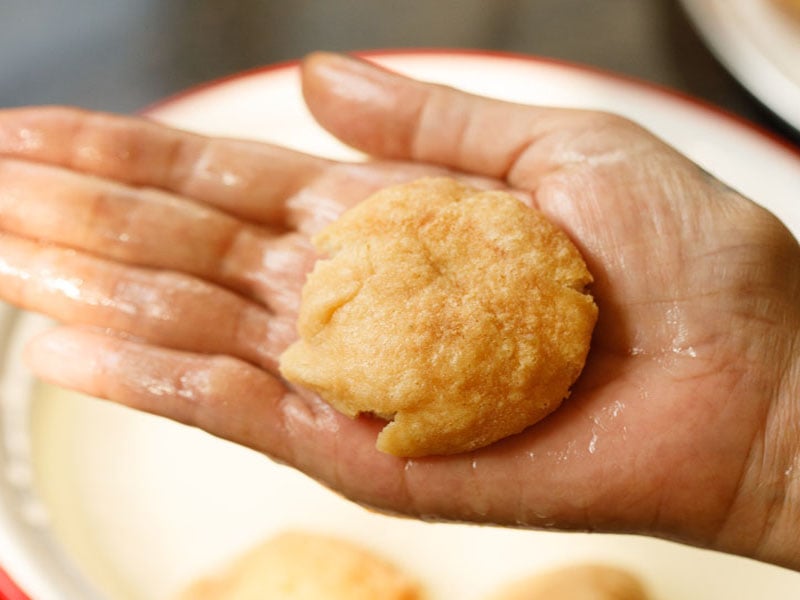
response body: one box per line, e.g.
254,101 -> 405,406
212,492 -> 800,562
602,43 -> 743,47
0,0 -> 795,143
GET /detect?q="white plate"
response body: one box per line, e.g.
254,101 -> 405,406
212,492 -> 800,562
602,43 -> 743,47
680,0 -> 800,132
2,50 -> 800,600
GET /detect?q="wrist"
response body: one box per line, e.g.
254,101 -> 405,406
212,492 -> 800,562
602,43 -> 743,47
715,335 -> 800,570
708,213 -> 800,571
755,343 -> 800,570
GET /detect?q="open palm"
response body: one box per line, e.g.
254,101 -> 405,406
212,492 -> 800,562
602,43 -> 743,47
0,53 -> 798,568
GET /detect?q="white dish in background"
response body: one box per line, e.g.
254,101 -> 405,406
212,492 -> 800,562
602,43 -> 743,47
680,0 -> 800,132
1,50 -> 799,600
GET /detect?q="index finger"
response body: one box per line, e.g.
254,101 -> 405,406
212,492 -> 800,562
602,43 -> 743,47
0,106 -> 330,226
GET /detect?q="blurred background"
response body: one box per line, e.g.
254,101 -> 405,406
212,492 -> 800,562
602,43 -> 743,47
1,0 -> 798,145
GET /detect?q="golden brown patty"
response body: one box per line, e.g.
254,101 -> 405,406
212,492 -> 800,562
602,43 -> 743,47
174,531 -> 422,600
485,563 -> 650,600
280,178 -> 597,456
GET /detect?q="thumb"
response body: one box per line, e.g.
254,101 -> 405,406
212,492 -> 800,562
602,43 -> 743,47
300,52 -> 611,188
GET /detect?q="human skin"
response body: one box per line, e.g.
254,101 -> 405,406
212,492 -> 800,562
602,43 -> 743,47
0,53 -> 798,570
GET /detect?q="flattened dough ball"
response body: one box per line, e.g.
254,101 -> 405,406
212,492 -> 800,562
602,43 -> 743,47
485,563 -> 650,600
174,531 -> 422,600
279,177 -> 597,457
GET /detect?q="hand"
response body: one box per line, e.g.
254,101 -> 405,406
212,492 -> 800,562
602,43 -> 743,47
1,53 -> 798,570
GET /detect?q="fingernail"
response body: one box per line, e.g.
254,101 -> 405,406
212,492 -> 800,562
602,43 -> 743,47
305,53 -> 399,108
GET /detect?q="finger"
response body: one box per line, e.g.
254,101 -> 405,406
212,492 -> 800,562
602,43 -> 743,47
301,52 -> 642,190
0,159 -> 316,312
0,106 -> 329,225
25,326 -> 411,510
0,233 -> 294,370
26,326 -> 298,455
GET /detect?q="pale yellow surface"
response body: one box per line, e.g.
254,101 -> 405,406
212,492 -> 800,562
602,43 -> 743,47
485,564 -> 649,600
280,177 -> 597,456
174,531 -> 422,600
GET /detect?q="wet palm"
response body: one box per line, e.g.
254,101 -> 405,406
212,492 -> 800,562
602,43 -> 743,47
0,53 -> 797,569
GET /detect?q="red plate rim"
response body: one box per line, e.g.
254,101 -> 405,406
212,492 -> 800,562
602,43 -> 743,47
0,565 -> 30,600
